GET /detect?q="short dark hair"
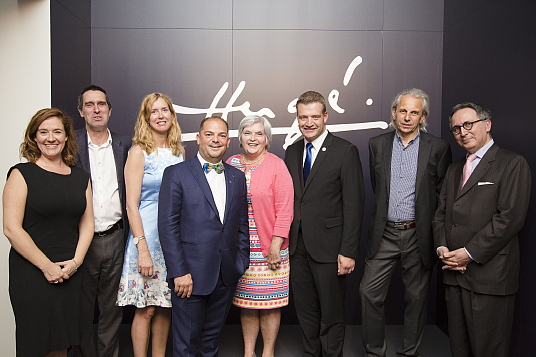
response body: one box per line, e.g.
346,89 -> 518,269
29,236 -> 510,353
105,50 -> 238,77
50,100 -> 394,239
77,85 -> 112,110
296,91 -> 327,114
449,102 -> 491,125
199,116 -> 229,132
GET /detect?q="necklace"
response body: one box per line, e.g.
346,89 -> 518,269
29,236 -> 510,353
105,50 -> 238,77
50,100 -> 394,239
240,151 -> 266,166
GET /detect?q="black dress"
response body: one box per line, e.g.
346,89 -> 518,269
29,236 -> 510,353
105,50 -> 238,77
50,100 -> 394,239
8,163 -> 89,357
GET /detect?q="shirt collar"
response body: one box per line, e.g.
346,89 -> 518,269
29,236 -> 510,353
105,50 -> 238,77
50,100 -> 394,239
304,129 -> 329,150
394,130 -> 420,145
87,129 -> 112,148
197,152 -> 223,168
471,139 -> 494,159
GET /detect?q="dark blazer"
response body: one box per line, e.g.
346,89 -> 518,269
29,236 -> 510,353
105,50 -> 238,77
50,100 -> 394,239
368,130 -> 451,268
74,128 -> 131,239
284,132 -> 364,262
433,144 -> 531,295
158,156 -> 250,295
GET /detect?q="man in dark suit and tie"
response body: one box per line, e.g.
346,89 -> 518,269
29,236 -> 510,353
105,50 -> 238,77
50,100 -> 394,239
284,91 -> 364,356
158,116 -> 249,357
73,85 -> 131,357
433,102 -> 531,357
360,88 -> 451,357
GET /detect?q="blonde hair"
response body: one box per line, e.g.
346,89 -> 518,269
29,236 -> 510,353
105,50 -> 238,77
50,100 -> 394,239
132,93 -> 184,156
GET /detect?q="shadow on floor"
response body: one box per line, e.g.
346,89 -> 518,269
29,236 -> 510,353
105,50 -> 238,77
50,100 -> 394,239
111,324 -> 451,356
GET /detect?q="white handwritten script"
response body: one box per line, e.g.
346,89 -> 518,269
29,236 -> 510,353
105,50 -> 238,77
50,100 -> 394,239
174,55 -> 388,149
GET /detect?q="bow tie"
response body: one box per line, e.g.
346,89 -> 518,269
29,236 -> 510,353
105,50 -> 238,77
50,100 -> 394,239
203,162 -> 224,174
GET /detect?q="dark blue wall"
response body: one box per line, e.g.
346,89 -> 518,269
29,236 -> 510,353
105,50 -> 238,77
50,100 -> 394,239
442,1 -> 536,355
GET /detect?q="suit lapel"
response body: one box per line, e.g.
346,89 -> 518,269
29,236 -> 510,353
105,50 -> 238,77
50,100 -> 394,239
77,130 -> 91,171
222,163 -> 235,224
111,132 -> 126,189
456,144 -> 498,199
188,157 -> 220,218
382,132 -> 395,196
415,131 -> 431,201
304,132 -> 333,191
292,140 -> 306,192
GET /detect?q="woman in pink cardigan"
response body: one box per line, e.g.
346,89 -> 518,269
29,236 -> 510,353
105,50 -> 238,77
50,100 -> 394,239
227,115 -> 294,357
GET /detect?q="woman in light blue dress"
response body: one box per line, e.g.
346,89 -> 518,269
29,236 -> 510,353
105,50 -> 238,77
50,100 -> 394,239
117,93 -> 184,357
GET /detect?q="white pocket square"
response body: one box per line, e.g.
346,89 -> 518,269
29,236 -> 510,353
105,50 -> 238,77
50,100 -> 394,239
478,181 -> 494,185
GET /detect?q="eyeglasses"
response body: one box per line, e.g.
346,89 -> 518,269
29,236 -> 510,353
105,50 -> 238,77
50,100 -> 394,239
450,118 -> 486,135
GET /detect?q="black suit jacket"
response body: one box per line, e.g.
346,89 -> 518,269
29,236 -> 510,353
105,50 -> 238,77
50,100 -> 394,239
433,144 -> 531,295
74,128 -> 131,240
284,132 -> 364,263
368,130 -> 451,268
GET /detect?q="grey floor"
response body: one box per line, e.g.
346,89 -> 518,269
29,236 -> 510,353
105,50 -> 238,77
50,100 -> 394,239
114,324 -> 451,356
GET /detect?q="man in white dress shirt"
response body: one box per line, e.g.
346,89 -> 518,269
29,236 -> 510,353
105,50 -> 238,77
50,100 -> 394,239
159,117 -> 250,356
73,85 -> 131,357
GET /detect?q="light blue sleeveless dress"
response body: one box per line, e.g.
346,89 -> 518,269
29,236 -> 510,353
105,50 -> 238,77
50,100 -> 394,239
117,148 -> 183,307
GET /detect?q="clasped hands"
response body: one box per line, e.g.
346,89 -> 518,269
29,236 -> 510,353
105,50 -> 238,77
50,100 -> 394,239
44,259 -> 78,284
437,247 -> 472,274
338,254 -> 355,276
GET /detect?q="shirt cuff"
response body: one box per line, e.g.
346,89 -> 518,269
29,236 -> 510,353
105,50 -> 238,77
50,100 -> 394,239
464,247 -> 479,263
436,246 -> 447,256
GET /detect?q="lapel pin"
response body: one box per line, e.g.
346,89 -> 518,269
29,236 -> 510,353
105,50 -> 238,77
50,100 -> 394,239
322,147 -> 326,151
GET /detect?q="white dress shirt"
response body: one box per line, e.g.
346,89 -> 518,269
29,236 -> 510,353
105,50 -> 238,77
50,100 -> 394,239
197,152 -> 226,223
302,129 -> 329,167
87,130 -> 122,232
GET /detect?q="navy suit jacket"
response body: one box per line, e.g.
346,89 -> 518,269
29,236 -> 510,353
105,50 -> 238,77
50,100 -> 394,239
74,128 -> 131,240
368,130 -> 451,268
158,156 -> 250,296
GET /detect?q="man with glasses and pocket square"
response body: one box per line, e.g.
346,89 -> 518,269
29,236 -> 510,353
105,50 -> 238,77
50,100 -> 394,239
433,102 -> 531,357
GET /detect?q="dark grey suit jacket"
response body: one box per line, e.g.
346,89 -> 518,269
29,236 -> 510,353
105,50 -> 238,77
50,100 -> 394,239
368,130 -> 451,269
74,128 -> 131,240
284,132 -> 365,263
433,144 -> 531,295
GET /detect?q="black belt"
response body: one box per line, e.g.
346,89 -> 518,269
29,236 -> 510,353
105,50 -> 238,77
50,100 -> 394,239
94,219 -> 123,237
386,221 -> 416,230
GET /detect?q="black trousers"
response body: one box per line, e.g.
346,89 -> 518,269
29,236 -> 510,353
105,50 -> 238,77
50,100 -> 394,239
445,285 -> 515,357
291,231 -> 346,357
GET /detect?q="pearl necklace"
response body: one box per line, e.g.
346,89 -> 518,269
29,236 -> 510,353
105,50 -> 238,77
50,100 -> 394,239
240,151 -> 267,166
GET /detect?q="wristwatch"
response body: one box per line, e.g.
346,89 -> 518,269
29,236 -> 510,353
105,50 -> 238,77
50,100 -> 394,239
133,235 -> 146,245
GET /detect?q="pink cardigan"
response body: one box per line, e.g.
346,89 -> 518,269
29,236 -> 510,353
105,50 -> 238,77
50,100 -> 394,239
227,152 -> 294,256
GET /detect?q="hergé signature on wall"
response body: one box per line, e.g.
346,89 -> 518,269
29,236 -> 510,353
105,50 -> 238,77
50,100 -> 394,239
173,56 -> 388,149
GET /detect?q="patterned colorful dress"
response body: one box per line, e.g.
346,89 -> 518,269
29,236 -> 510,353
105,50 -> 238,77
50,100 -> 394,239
228,156 -> 290,309
117,148 -> 182,307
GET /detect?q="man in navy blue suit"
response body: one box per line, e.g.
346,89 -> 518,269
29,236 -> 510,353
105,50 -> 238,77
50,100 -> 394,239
159,116 -> 249,357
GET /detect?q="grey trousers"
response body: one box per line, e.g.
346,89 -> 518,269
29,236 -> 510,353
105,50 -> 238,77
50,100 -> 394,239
359,226 -> 432,357
73,228 -> 124,357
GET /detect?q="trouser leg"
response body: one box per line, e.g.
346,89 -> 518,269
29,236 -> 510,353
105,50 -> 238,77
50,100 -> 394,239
95,229 -> 124,357
292,231 -> 346,357
360,226 -> 400,357
397,228 -> 432,357
291,233 -> 322,356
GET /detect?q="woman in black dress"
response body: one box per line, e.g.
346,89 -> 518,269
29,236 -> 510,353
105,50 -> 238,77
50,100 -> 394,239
3,108 -> 94,357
